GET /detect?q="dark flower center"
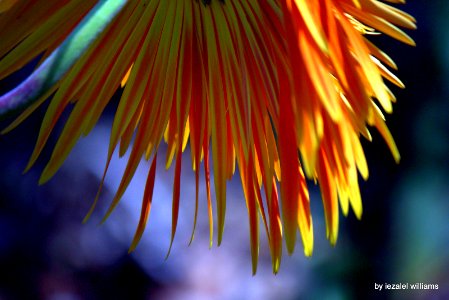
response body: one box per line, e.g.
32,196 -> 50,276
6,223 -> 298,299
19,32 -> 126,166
202,0 -> 225,6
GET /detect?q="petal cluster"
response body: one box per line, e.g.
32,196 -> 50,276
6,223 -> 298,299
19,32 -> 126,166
0,0 -> 415,273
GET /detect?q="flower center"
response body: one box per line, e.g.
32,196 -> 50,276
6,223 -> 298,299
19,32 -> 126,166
202,0 -> 225,6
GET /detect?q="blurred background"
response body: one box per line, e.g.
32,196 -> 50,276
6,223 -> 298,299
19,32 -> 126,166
0,1 -> 448,300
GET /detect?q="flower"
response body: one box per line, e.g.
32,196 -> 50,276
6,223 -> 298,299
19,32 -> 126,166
0,0 -> 415,273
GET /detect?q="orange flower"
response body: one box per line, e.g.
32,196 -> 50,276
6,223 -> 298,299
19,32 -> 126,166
0,0 -> 415,273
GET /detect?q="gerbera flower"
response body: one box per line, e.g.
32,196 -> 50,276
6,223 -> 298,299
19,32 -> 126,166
0,0 -> 415,273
